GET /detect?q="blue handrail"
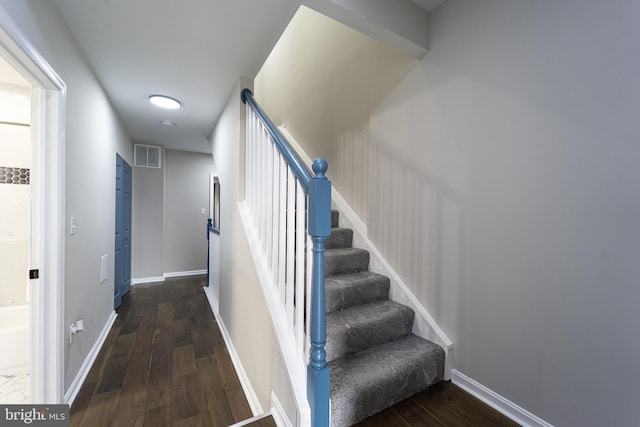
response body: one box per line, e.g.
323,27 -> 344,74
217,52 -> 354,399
241,89 -> 313,192
242,89 -> 331,426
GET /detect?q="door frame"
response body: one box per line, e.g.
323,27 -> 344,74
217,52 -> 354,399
0,8 -> 66,403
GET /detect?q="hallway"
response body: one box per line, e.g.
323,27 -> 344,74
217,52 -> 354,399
69,276 -> 268,427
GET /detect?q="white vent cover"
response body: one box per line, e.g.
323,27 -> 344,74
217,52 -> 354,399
134,144 -> 161,168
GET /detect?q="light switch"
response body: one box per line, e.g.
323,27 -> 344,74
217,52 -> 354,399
200,208 -> 206,215
70,217 -> 77,235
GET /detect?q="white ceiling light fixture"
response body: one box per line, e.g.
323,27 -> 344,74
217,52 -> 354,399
161,120 -> 175,127
149,94 -> 181,109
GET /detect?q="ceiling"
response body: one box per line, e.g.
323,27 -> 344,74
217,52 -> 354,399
53,0 -> 300,153
52,0 -> 444,154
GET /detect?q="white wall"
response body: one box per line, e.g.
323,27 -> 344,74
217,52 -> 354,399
255,5 -> 416,223
163,149 -> 213,274
254,0 -> 640,425
210,78 -> 298,423
0,1 -> 134,392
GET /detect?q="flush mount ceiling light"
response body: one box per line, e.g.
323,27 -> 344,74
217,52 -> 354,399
161,120 -> 175,127
149,94 -> 181,109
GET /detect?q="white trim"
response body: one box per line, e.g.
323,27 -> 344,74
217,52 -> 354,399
238,201 -> 311,427
228,413 -> 273,427
271,391 -> 293,427
131,270 -> 207,285
0,6 -> 66,404
64,311 -> 117,406
452,370 -> 554,427
131,276 -> 165,285
203,285 -> 220,317
279,126 -> 454,379
203,286 -> 264,416
164,269 -> 206,278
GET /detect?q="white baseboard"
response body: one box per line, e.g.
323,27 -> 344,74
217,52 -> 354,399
132,270 -> 207,285
271,391 -> 293,427
452,370 -> 553,427
203,285 -> 219,317
203,287 -> 263,416
64,311 -> 117,406
131,276 -> 164,285
164,269 -> 206,278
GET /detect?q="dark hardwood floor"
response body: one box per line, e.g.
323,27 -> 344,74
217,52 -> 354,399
354,381 -> 520,427
70,275 -> 254,427
70,275 -> 519,427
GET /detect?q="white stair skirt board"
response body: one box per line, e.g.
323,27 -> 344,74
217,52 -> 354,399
452,370 -> 553,427
279,126 -> 454,380
271,390 -> 293,427
203,287 -> 263,416
228,412 -> 274,427
64,311 -> 117,406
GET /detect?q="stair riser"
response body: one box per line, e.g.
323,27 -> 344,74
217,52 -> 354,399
325,274 -> 390,312
324,250 -> 369,276
325,228 -> 353,249
330,337 -> 445,427
325,303 -> 414,362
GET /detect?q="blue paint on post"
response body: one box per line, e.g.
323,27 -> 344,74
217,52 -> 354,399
308,159 -> 331,427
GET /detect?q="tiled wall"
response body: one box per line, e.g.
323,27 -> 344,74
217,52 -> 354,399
0,167 -> 30,185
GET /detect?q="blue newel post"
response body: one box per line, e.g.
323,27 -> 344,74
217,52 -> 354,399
307,158 -> 331,427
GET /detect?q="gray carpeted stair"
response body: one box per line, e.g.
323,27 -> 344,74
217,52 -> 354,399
325,210 -> 445,426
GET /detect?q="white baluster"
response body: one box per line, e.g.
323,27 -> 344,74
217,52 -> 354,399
286,166 -> 296,327
295,181 -> 306,352
278,154 -> 287,305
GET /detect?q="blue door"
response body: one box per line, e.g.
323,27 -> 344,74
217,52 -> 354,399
114,155 -> 132,309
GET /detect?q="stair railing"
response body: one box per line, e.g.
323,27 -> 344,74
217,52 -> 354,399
242,89 -> 331,427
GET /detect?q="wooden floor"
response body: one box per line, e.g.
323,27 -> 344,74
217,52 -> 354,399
70,275 -> 518,427
70,275 -> 255,427
354,381 -> 520,427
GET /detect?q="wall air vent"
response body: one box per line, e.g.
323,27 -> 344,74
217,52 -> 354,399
134,144 -> 161,168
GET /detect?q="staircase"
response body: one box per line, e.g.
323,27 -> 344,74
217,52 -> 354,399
325,210 -> 445,426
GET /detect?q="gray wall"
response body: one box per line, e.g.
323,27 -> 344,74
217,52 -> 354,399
132,148 -> 213,280
163,149 -> 212,273
132,158 -> 164,279
255,1 -> 640,425
0,1 -> 133,391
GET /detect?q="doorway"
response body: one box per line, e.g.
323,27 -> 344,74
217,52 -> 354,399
0,56 -> 32,404
0,8 -> 66,404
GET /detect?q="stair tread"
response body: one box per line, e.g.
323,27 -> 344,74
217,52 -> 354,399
325,227 -> 354,249
329,334 -> 445,427
324,247 -> 369,276
325,299 -> 414,362
325,271 -> 390,312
